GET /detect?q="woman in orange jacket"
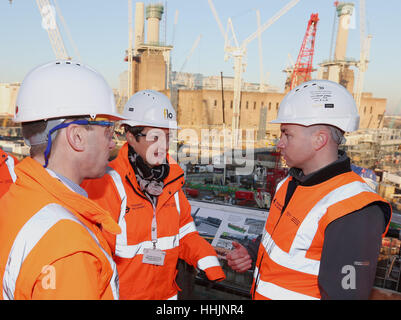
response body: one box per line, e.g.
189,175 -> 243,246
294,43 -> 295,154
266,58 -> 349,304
0,148 -> 18,198
0,61 -> 125,300
83,90 -> 225,300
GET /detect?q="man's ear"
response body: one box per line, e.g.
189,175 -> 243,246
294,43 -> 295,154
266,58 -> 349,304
312,129 -> 329,151
65,124 -> 86,152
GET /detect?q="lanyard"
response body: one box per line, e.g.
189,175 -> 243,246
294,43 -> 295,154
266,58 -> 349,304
151,209 -> 157,249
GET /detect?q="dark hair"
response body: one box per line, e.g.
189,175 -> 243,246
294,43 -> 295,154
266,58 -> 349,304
124,125 -> 145,142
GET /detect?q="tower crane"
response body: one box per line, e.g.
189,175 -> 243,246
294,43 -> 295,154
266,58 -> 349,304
127,0 -> 133,98
36,0 -> 70,60
10,0 -> 70,60
256,10 -> 265,93
173,34 -> 202,89
207,0 -> 300,147
289,13 -> 319,90
354,0 -> 372,110
178,34 -> 202,74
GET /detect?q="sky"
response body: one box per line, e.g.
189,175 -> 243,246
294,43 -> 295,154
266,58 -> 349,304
1,0 -> 400,114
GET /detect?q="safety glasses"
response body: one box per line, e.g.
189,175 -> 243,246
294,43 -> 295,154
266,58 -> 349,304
43,118 -> 117,168
135,130 -> 172,143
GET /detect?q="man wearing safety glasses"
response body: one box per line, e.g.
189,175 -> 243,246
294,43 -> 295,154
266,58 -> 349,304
83,89 -> 225,300
0,61 -> 125,300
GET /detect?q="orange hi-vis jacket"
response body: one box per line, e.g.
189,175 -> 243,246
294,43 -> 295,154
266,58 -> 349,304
0,148 -> 18,198
253,171 -> 391,300
83,143 -> 225,300
0,157 -> 121,300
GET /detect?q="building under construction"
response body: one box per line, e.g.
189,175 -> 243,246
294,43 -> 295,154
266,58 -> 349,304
126,1 -> 387,149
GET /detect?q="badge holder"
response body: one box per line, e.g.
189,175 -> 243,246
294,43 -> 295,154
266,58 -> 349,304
142,214 -> 166,266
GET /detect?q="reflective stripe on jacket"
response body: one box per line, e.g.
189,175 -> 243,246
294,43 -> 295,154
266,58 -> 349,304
0,148 -> 18,198
83,142 -> 225,300
253,172 -> 391,300
0,157 -> 121,300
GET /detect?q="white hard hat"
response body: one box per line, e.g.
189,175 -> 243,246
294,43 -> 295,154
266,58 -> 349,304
122,90 -> 179,129
271,79 -> 359,132
14,60 -> 125,122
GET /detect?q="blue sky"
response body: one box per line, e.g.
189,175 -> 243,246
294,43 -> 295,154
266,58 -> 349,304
1,0 -> 400,114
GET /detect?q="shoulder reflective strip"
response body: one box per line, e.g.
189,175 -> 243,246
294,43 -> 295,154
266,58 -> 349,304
106,168 -> 128,246
275,175 -> 289,193
179,221 -> 197,239
262,181 -> 373,276
2,203 -> 119,300
115,234 -> 179,259
5,156 -> 17,183
256,278 -> 319,300
167,294 -> 178,300
197,255 -> 221,271
174,191 -> 180,215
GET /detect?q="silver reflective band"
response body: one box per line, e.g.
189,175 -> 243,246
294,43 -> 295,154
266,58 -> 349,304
3,203 -> 119,300
5,156 -> 17,183
197,256 -> 221,271
179,221 -> 197,239
254,266 -> 318,300
115,235 -> 180,259
174,192 -> 180,214
106,168 -> 128,246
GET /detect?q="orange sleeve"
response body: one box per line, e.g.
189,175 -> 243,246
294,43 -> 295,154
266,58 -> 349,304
178,190 -> 226,282
32,252 -> 104,300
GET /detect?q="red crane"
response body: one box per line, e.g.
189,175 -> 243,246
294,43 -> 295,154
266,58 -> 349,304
289,13 -> 319,89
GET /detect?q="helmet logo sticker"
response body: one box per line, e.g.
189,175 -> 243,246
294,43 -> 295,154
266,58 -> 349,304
163,108 -> 174,119
310,89 -> 332,102
325,103 -> 334,108
128,107 -> 134,112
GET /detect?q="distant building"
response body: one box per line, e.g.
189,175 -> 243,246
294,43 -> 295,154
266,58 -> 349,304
0,83 -> 20,116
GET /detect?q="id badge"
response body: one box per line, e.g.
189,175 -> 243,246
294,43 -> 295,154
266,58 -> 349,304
142,248 -> 166,266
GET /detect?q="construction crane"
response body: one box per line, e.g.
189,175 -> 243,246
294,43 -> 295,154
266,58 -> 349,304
354,0 -> 372,110
172,34 -> 202,89
178,34 -> 202,74
36,0 -> 70,60
168,9 -> 179,91
256,10 -> 265,93
289,13 -> 319,90
10,0 -> 70,60
127,0 -> 133,98
207,0 -> 300,148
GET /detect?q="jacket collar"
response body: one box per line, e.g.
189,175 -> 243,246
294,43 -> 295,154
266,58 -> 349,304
115,143 -> 185,208
15,157 -> 121,235
289,150 -> 351,186
116,142 -> 184,186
